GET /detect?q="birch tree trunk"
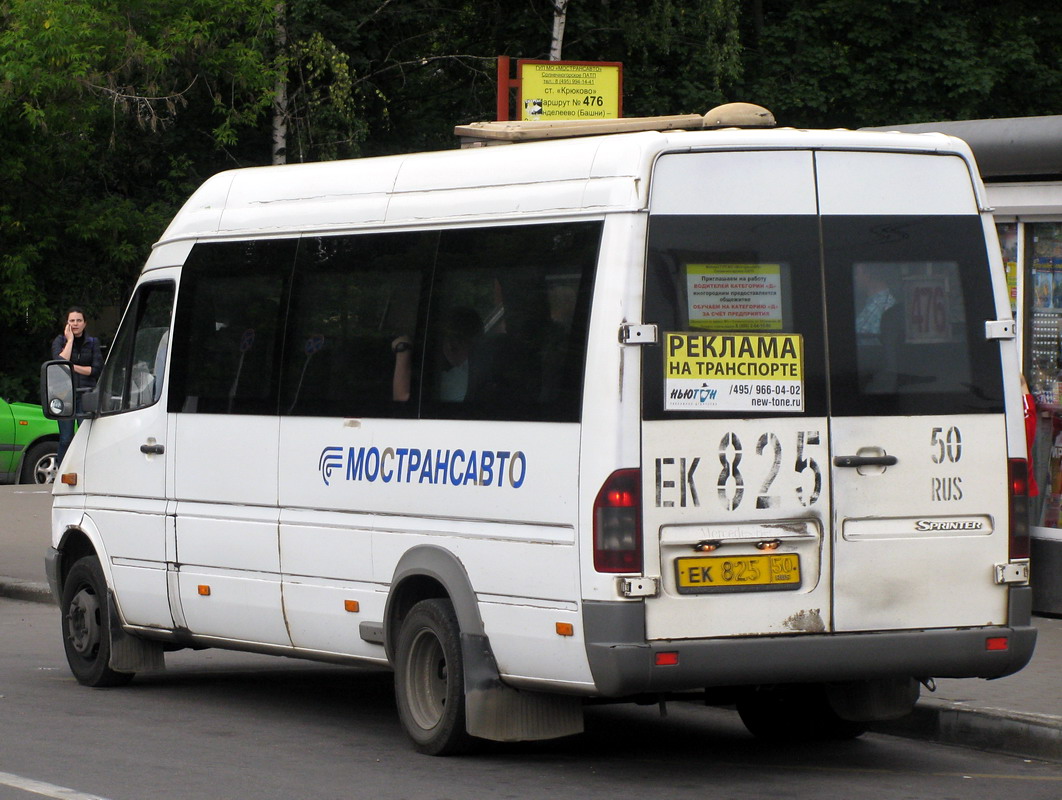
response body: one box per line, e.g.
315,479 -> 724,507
271,0 -> 289,165
550,0 -> 569,61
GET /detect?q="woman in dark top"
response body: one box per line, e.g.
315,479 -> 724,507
50,307 -> 103,465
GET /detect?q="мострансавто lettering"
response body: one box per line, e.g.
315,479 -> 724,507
319,445 -> 526,488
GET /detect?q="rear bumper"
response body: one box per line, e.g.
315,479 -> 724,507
583,590 -> 1037,697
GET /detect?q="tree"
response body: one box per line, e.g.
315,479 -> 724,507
541,0 -> 743,116
273,0 -> 289,164
10,0 -> 1059,400
551,0 -> 569,60
0,0 -> 281,398
734,0 -> 1062,128
0,0 -> 743,396
334,0 -> 743,151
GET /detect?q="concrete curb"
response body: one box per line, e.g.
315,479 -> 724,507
871,697 -> 1062,763
0,577 -> 53,605
3,573 -> 1060,763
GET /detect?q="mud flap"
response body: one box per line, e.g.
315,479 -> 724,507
825,677 -> 920,722
107,591 -> 166,673
462,633 -> 583,742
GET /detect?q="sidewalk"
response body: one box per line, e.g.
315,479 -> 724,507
0,486 -> 54,603
871,614 -> 1062,763
2,484 -> 1060,761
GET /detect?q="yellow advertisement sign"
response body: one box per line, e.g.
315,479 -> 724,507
665,332 -> 804,412
518,61 -> 622,120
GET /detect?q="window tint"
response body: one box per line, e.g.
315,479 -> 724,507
280,232 -> 435,417
824,216 -> 1003,415
642,216 -> 827,419
424,222 -> 600,422
98,282 -> 175,414
168,223 -> 600,422
169,240 -> 296,414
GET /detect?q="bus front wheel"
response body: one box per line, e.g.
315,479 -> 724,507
60,556 -> 134,688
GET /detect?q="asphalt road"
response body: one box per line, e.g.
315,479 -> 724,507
2,598 -> 1061,800
0,487 -> 50,587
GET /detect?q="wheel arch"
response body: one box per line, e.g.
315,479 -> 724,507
383,544 -> 585,744
383,545 -> 484,663
53,518 -> 109,598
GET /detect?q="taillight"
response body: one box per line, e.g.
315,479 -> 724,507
593,469 -> 642,573
1009,458 -> 1030,560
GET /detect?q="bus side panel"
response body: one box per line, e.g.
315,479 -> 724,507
277,416 -> 595,687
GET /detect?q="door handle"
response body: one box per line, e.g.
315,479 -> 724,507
140,443 -> 165,455
833,454 -> 897,468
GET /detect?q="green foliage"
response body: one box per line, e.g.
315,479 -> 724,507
285,0 -> 743,155
0,0 -> 283,397
735,0 -> 1062,128
558,0 -> 743,116
285,30 -> 367,161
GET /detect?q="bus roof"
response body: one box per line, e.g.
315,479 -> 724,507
146,119 -> 980,271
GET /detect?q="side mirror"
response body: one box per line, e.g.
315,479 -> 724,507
40,360 -> 75,420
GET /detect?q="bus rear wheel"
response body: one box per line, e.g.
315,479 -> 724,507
394,598 -> 473,755
737,685 -> 867,741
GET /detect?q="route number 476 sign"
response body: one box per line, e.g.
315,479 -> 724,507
518,60 -> 622,120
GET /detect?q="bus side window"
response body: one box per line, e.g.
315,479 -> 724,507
169,240 -> 295,415
97,282 -> 175,415
280,232 -> 435,418
426,222 -> 600,423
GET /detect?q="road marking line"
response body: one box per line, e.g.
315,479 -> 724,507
0,771 -> 114,800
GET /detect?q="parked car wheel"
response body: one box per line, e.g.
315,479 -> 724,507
20,441 -> 59,484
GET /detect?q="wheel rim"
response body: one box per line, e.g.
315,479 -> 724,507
405,627 -> 449,731
67,587 -> 101,657
34,454 -> 58,484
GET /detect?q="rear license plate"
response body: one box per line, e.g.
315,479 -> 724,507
675,554 -> 801,594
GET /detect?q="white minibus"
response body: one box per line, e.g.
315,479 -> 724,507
42,103 -> 1036,754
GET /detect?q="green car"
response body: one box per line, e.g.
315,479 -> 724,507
0,397 -> 60,484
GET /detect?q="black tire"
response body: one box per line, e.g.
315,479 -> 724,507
60,556 -> 135,687
394,598 -> 473,755
20,440 -> 58,484
737,686 -> 868,741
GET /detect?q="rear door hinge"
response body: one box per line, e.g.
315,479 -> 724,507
994,560 -> 1030,585
620,323 -> 658,345
619,576 -> 659,597
985,320 -> 1016,340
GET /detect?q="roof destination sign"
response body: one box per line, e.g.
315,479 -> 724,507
518,60 -> 623,121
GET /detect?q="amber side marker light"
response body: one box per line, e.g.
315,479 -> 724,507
344,600 -> 360,613
60,473 -> 77,486
197,585 -> 211,596
985,637 -> 1009,652
655,652 -> 679,667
